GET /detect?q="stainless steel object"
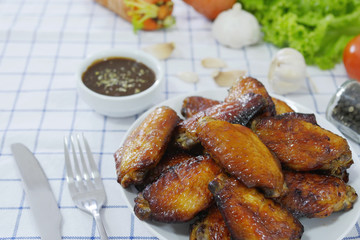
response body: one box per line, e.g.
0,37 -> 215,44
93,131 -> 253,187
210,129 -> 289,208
326,80 -> 360,143
64,134 -> 108,240
11,143 -> 62,240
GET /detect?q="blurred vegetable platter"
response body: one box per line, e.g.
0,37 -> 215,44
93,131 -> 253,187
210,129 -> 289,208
95,0 -> 360,71
95,0 -> 176,31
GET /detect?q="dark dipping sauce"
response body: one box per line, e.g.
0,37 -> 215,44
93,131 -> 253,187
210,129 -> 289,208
82,57 -> 156,96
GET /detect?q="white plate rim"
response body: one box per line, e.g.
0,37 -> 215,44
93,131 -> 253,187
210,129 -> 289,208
118,89 -> 360,240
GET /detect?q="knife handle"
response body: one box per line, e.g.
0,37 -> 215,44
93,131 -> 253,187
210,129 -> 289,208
42,228 -> 62,240
51,230 -> 62,240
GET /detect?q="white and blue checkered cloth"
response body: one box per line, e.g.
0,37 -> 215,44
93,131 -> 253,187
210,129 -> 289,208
0,0 -> 359,239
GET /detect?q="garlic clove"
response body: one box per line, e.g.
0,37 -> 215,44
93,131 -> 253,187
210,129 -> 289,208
143,42 -> 175,60
201,57 -> 227,68
177,71 -> 199,83
213,70 -> 246,87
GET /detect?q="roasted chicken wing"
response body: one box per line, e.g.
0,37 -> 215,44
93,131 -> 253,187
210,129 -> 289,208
274,112 -> 317,124
135,148 -> 193,191
197,117 -> 286,198
175,93 -> 266,150
114,106 -> 179,188
278,171 -> 357,218
225,76 -> 276,117
253,115 -> 353,178
181,96 -> 220,118
209,173 -> 304,240
271,97 -> 295,114
190,205 -> 231,240
134,154 -> 222,223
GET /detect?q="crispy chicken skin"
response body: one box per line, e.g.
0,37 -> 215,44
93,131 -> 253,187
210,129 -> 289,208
134,155 -> 222,223
274,112 -> 317,124
271,97 -> 295,115
278,171 -> 357,218
181,96 -> 221,119
209,173 -> 304,240
190,205 -> 231,240
253,116 -> 353,178
196,117 -> 286,198
175,93 -> 266,150
135,149 -> 193,191
225,77 -> 276,117
250,112 -> 317,131
114,106 -> 179,188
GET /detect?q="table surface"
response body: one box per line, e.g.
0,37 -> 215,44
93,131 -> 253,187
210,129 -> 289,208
0,0 -> 359,239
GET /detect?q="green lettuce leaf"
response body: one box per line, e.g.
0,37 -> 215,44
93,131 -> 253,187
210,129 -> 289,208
239,0 -> 360,69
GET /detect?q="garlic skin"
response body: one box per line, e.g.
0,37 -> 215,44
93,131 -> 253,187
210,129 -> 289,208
143,42 -> 175,60
201,57 -> 227,68
177,71 -> 199,83
268,48 -> 307,94
212,70 -> 246,87
212,3 -> 261,49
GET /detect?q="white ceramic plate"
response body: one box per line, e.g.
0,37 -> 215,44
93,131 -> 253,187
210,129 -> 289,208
120,89 -> 360,240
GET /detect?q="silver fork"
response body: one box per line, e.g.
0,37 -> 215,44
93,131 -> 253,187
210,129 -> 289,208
64,133 -> 108,240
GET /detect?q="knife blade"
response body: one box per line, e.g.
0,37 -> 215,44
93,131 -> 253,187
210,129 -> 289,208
11,143 -> 62,240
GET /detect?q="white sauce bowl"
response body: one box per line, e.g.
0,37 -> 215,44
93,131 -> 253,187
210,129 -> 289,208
76,48 -> 164,117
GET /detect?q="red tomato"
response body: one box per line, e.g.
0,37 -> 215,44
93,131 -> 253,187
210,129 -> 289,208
183,0 -> 236,20
343,34 -> 360,81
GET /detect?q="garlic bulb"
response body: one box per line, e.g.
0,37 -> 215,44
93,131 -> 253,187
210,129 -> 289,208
268,48 -> 307,94
212,3 -> 261,49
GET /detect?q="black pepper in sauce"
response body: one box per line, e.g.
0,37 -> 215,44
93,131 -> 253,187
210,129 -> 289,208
82,57 -> 156,96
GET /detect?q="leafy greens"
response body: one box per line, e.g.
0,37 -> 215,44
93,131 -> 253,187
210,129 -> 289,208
238,0 -> 360,69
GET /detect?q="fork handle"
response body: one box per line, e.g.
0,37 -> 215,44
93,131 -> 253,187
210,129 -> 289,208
93,209 -> 108,240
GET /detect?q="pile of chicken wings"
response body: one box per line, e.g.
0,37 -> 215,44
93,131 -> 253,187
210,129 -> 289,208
114,77 -> 357,240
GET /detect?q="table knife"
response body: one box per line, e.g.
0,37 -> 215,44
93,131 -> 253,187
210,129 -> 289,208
11,143 -> 62,240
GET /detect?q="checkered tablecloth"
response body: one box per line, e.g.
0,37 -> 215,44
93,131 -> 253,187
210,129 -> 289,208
1,0 -> 359,239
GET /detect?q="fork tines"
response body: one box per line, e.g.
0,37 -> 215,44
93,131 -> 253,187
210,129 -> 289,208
63,133 -> 108,239
64,134 -> 102,188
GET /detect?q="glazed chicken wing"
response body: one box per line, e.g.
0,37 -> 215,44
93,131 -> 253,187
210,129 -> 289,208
134,154 -> 222,223
209,173 -> 303,240
114,106 -> 179,188
175,93 -> 266,150
278,171 -> 357,218
190,205 -> 231,240
197,117 -> 286,198
275,112 -> 317,124
135,148 -> 193,191
225,76 -> 276,117
253,115 -> 353,179
271,97 -> 295,115
181,96 -> 220,119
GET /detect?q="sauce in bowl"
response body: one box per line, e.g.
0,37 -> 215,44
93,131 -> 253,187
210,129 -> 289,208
82,57 -> 156,96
